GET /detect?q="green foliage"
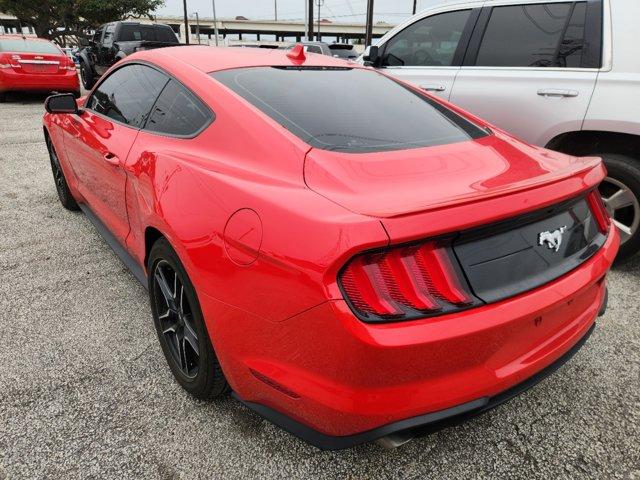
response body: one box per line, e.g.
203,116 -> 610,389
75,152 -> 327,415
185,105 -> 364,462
0,0 -> 165,44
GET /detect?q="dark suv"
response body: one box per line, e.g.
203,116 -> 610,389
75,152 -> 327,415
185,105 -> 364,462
78,21 -> 178,89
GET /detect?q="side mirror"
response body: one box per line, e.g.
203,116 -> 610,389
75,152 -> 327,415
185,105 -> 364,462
78,37 -> 90,47
45,93 -> 79,114
362,45 -> 380,66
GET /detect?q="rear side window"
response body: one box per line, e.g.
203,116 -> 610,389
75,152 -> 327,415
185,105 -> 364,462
382,10 -> 471,67
156,27 -> 179,43
145,80 -> 211,136
119,24 -> 178,43
475,2 -> 587,67
212,67 -> 486,153
305,45 -> 323,54
0,39 -> 60,54
87,64 -> 168,127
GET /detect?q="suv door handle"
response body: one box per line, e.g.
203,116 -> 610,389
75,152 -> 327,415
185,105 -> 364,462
420,84 -> 446,92
537,89 -> 579,98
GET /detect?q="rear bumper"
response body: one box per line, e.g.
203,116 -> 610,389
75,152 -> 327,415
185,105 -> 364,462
0,69 -> 79,93
233,319 -> 598,450
202,226 -> 618,447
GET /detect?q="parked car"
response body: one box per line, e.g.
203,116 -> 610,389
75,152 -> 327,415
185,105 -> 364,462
296,41 -> 332,56
77,21 -> 178,90
328,43 -> 358,59
0,35 -> 79,101
43,46 -> 617,449
363,0 -> 639,260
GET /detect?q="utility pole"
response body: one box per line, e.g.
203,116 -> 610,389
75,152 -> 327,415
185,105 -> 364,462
211,0 -> 219,46
275,0 -> 278,20
307,0 -> 314,41
192,12 -> 201,44
365,0 -> 374,47
182,0 -> 190,44
315,0 -> 324,41
412,0 -> 418,15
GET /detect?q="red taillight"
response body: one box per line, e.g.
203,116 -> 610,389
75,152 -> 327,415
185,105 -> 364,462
339,240 -> 480,322
587,190 -> 611,233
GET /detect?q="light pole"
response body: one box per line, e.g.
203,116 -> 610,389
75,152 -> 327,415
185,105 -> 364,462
211,0 -> 219,46
191,12 -> 201,44
275,0 -> 278,21
307,0 -> 314,41
182,0 -> 190,44
315,0 -> 324,41
365,0 -> 374,47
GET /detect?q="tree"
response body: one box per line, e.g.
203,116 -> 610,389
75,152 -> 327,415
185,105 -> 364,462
0,0 -> 165,46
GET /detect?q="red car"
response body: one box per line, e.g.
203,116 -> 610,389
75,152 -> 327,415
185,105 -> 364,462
0,36 -> 79,101
42,46 -> 618,449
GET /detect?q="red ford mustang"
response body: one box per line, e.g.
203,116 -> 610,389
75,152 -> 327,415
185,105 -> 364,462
0,36 -> 79,101
43,45 -> 618,449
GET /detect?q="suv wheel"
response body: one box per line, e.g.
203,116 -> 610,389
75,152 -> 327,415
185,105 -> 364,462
148,238 -> 229,399
597,153 -> 640,261
79,61 -> 95,90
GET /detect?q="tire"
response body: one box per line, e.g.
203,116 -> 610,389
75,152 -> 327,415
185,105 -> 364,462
148,238 -> 229,399
597,153 -> 640,261
0,92 -> 6,103
79,61 -> 95,90
46,134 -> 79,211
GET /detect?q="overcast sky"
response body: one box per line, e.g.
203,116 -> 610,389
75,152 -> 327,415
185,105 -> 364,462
154,0 -> 444,24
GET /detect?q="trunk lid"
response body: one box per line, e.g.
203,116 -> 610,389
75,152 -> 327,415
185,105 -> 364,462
304,133 -> 602,218
7,52 -> 65,74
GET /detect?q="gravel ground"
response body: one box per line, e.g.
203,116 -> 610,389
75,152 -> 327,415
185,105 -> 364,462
0,92 -> 638,480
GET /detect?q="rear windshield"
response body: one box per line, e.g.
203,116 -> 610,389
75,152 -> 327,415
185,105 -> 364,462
211,67 -> 487,153
0,39 -> 60,54
119,24 -> 178,43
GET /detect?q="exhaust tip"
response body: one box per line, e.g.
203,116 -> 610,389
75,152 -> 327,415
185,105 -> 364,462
375,430 -> 415,449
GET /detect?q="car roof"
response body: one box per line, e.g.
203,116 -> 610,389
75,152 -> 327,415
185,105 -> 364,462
134,45 -> 358,73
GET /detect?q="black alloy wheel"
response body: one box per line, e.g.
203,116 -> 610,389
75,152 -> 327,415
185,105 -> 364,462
148,238 -> 229,399
153,259 -> 200,379
46,134 -> 79,211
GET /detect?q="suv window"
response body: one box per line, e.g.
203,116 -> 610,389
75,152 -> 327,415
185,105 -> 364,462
102,24 -> 116,47
92,27 -> 104,44
87,64 -> 168,127
212,67 -> 487,153
145,80 -> 211,136
475,2 -> 587,67
382,10 -> 471,67
119,24 -> 178,43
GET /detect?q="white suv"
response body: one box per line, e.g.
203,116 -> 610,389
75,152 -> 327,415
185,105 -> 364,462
365,0 -> 640,260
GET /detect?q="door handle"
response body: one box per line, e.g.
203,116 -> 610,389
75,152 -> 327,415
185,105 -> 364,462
103,152 -> 119,166
420,84 -> 446,92
537,89 -> 579,98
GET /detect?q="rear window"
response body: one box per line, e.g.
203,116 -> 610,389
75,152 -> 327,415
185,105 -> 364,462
329,45 -> 357,59
211,67 -> 486,153
0,39 -> 60,54
119,24 -> 178,43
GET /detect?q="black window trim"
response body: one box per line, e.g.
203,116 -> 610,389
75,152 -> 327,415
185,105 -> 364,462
462,0 -> 603,69
377,7 -> 482,68
84,60 -> 214,139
